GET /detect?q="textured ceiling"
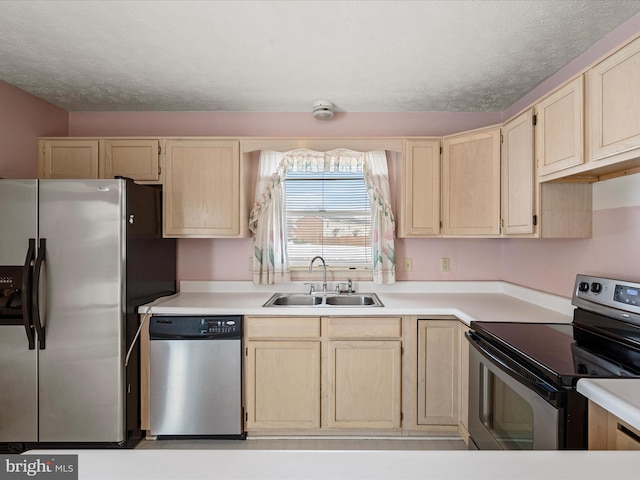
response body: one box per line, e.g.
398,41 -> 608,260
1,0 -> 640,113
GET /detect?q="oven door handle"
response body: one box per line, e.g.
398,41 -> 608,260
466,331 -> 559,404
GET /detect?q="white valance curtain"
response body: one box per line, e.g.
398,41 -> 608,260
249,149 -> 396,285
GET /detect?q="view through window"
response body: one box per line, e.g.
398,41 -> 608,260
284,169 -> 372,269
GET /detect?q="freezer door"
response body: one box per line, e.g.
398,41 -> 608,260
0,180 -> 38,442
0,327 -> 38,442
37,180 -> 126,443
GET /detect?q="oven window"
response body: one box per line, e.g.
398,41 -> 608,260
480,364 -> 534,449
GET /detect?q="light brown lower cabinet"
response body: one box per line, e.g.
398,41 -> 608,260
458,323 -> 470,439
245,340 -> 321,429
417,320 -> 460,426
588,400 -> 640,450
244,317 -> 321,430
327,340 -> 402,429
244,315 -> 402,433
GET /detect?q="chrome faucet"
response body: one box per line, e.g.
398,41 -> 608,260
309,256 -> 328,292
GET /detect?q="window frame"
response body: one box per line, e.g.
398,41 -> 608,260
283,168 -> 374,275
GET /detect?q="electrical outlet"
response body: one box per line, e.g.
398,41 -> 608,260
249,256 -> 253,271
440,257 -> 450,273
403,258 -> 413,272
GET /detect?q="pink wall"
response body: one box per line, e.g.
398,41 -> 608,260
501,206 -> 640,298
0,81 -> 68,178
68,111 -> 501,138
175,204 -> 640,300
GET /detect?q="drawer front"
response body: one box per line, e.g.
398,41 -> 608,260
327,317 -> 402,338
246,316 -> 321,339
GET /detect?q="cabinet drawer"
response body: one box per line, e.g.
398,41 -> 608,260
246,316 -> 321,338
327,317 -> 402,338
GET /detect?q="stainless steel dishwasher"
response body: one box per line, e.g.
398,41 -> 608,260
149,315 -> 245,439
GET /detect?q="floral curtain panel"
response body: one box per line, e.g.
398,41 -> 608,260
249,149 -> 396,284
248,150 -> 290,284
363,150 -> 396,284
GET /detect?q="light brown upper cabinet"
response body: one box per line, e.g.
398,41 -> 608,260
163,138 -> 247,238
501,109 -> 536,235
39,139 -> 99,179
442,127 -> 501,236
100,139 -> 161,183
397,139 -> 441,237
501,109 -> 592,238
39,138 -> 161,183
535,76 -> 585,178
587,36 -> 640,165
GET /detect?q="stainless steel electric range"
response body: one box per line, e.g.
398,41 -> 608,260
466,274 -> 640,450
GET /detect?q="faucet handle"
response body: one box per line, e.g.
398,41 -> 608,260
347,278 -> 354,293
304,283 -> 316,294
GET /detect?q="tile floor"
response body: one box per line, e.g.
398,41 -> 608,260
136,436 -> 467,450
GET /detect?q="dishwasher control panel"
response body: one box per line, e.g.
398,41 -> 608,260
149,315 -> 243,339
200,318 -> 240,335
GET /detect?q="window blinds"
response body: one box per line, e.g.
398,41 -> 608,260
284,170 -> 372,267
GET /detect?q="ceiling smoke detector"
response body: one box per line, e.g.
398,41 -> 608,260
313,100 -> 334,120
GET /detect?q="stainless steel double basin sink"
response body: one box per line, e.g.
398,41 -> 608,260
263,292 -> 384,307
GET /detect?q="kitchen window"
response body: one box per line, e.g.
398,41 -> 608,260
284,168 -> 372,269
250,149 -> 396,285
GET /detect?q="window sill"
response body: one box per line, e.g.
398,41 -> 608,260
290,267 -> 372,283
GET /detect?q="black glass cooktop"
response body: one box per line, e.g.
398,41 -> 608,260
471,320 -> 640,387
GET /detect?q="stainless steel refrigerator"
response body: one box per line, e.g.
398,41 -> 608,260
0,178 -> 176,452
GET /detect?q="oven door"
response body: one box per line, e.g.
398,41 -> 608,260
467,331 -> 562,450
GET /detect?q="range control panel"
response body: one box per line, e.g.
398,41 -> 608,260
573,274 -> 640,324
149,315 -> 243,339
614,285 -> 640,306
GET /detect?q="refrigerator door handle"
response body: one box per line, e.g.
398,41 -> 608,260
33,238 -> 46,350
22,238 -> 36,350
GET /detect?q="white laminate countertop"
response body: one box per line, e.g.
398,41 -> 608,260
577,378 -> 640,432
138,281 -> 573,325
28,449 -> 640,480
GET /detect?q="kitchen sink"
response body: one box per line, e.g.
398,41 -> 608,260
263,292 -> 383,307
324,295 -> 380,306
268,294 -> 323,306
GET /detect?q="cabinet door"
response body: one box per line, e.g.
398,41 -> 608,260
587,36 -> 640,162
397,139 -> 441,237
501,109 -> 535,235
163,139 -> 242,237
101,139 -> 161,182
613,419 -> 640,450
442,128 -> 501,236
588,400 -> 640,450
536,77 -> 584,176
458,323 -> 470,437
327,340 -> 401,429
39,139 -> 99,179
417,320 -> 459,425
245,341 -> 321,430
